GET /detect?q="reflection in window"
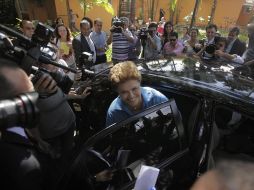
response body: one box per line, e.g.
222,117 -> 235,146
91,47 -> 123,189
91,104 -> 181,189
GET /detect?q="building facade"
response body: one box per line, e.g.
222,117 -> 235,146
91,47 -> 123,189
11,0 -> 253,32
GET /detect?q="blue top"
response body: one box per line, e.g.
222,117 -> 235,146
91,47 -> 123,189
106,87 -> 168,127
90,31 -> 107,56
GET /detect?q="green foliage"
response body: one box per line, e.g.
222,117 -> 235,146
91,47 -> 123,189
106,45 -> 112,62
239,33 -> 249,42
71,31 -> 81,38
78,0 -> 114,16
169,0 -> 178,11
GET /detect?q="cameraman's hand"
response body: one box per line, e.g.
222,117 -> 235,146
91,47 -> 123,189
95,169 -> 114,182
74,69 -> 82,81
215,50 -> 224,57
68,86 -> 92,99
34,73 -> 58,95
110,25 -> 116,33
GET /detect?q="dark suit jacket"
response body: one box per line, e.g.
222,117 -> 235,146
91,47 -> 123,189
228,38 -> 246,56
0,130 -> 44,190
72,34 -> 94,67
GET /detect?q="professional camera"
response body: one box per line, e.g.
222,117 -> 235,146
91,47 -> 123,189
0,92 -> 39,129
31,66 -> 74,94
78,52 -> 93,68
203,44 -> 217,59
138,27 -> 149,40
110,17 -> 124,33
77,52 -> 95,80
32,22 -> 54,47
0,23 -> 76,94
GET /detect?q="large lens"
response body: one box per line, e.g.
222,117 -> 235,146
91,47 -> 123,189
205,44 -> 216,54
0,92 -> 39,129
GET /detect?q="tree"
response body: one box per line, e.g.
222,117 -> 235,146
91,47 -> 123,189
147,0 -> 159,21
189,0 -> 201,30
65,0 -> 71,29
78,0 -> 114,16
130,0 -> 136,23
168,0 -> 178,23
208,0 -> 217,24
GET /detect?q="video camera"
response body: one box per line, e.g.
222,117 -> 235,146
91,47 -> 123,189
138,27 -> 149,40
110,17 -> 124,33
77,52 -> 96,80
0,22 -> 76,93
31,66 -> 74,94
202,44 -> 218,60
0,92 -> 39,129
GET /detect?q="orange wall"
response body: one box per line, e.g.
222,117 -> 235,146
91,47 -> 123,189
213,0 -> 245,28
237,6 -> 254,26
54,0 -> 69,25
54,0 -> 245,32
172,0 -> 244,28
54,0 -> 118,33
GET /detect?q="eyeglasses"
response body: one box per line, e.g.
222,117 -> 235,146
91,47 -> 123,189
218,43 -> 225,47
169,39 -> 176,41
130,29 -> 136,32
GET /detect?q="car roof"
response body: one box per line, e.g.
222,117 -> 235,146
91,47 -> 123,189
137,57 -> 254,111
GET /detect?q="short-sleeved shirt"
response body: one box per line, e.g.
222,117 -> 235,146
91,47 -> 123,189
106,87 -> 168,127
163,41 -> 184,56
90,31 -> 107,56
112,30 -> 133,61
144,35 -> 162,59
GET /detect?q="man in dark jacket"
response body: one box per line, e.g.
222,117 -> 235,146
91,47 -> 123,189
0,59 -> 63,190
72,19 -> 96,68
0,59 -> 45,190
225,27 -> 246,56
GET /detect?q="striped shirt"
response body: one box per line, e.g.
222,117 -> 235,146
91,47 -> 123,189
112,30 -> 133,61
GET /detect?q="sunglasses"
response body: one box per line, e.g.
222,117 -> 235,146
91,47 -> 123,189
169,39 -> 176,41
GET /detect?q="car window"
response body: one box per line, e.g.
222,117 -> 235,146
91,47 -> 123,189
85,99 -> 185,188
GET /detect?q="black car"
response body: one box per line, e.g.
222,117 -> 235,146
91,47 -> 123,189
60,57 -> 254,190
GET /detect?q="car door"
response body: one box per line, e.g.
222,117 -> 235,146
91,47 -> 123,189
68,99 -> 201,190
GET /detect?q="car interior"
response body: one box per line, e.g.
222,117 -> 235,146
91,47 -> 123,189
213,106 -> 254,163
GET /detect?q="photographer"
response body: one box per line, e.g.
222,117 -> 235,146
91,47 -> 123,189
107,17 -> 134,63
214,37 -> 244,64
0,59 -> 49,190
197,24 -> 220,59
143,22 -> 161,60
12,20 -> 35,47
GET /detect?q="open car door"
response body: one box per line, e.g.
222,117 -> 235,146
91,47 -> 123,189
59,99 -> 199,190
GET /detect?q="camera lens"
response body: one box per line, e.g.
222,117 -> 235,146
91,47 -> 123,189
0,92 -> 39,129
205,44 -> 216,54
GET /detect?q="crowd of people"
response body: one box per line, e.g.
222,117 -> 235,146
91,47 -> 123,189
0,14 -> 254,190
17,15 -> 254,73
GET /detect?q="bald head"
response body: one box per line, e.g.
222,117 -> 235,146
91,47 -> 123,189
191,160 -> 254,190
191,170 -> 224,190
